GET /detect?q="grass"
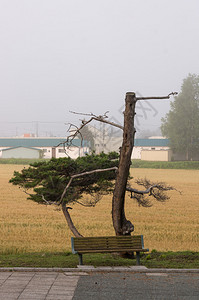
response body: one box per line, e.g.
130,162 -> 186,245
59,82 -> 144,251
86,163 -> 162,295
143,250 -> 199,269
131,160 -> 199,169
0,165 -> 199,258
0,251 -> 198,269
1,158 -> 199,169
0,158 -> 45,165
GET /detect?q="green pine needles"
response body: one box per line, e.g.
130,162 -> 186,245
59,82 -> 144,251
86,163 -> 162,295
10,152 -> 119,207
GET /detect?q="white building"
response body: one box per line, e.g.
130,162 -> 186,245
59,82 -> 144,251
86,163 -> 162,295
0,137 -> 90,159
87,124 -> 170,160
133,138 -> 170,160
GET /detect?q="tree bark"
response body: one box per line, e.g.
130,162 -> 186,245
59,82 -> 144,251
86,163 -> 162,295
61,203 -> 83,237
112,92 -> 136,236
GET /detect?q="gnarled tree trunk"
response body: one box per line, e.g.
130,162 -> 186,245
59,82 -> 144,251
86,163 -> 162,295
61,203 -> 83,237
112,92 -> 136,236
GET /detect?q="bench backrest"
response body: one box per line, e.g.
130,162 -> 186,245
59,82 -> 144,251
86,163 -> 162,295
71,235 -> 145,254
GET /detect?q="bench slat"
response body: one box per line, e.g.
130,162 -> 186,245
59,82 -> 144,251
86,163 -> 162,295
74,243 -> 143,249
73,236 -> 142,241
77,248 -> 149,254
71,235 -> 149,266
72,235 -> 145,252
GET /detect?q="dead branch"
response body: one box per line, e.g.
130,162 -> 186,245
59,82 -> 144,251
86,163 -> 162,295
57,111 -> 123,150
59,92 -> 177,150
59,93 -> 177,151
67,123 -> 84,143
70,111 -> 123,132
91,116 -> 123,130
58,93 -> 177,152
69,111 -> 110,119
136,92 -> 178,101
57,118 -> 93,149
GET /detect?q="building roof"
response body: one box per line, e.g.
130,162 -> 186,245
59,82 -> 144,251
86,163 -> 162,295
134,139 -> 169,147
0,137 -> 168,148
0,138 -> 89,148
2,146 -> 41,152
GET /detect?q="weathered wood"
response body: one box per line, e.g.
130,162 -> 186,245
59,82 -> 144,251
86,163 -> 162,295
112,92 -> 136,236
71,235 -> 149,265
73,249 -> 148,253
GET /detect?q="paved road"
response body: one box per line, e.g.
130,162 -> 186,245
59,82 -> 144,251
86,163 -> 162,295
0,269 -> 199,300
73,272 -> 199,300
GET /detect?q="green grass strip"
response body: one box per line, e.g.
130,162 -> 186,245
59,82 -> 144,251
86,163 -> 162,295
0,251 -> 198,269
0,158 -> 48,165
131,160 -> 199,170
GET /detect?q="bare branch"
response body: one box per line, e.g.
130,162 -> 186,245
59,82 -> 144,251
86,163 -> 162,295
59,92 -> 177,152
136,92 -> 178,101
57,111 -> 123,153
69,111 -> 110,119
67,123 -> 79,132
68,111 -> 123,137
57,117 -> 95,150
126,185 -> 158,195
70,111 -> 123,129
92,116 -> 123,130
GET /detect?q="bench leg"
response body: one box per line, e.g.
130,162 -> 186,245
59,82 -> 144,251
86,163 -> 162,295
78,254 -> 83,265
136,252 -> 140,265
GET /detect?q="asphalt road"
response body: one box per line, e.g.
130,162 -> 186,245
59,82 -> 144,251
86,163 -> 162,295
73,271 -> 199,300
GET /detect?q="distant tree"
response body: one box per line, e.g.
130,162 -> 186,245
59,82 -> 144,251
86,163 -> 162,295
161,74 -> 199,160
79,124 -> 95,151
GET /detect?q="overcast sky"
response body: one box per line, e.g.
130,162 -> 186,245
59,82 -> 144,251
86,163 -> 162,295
1,0 -> 199,136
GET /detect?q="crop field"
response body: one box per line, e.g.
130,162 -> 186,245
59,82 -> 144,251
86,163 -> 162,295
0,165 -> 198,253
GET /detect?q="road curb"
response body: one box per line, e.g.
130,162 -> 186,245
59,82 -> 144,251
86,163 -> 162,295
0,267 -> 199,273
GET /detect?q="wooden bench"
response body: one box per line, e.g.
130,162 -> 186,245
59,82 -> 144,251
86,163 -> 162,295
71,235 -> 149,266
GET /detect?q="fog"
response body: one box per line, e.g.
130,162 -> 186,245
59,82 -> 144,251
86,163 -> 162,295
1,0 -> 199,136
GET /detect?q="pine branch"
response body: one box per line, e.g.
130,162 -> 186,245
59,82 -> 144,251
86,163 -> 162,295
58,166 -> 118,205
126,178 -> 177,207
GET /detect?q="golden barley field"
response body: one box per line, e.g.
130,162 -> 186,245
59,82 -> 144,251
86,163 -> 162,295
0,164 -> 198,253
